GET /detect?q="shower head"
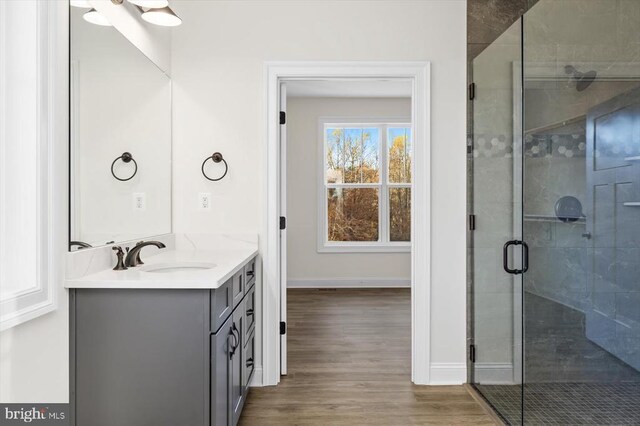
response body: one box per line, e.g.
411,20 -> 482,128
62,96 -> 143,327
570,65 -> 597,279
565,65 -> 597,92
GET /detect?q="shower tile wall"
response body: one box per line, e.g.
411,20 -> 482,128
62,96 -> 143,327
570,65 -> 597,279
523,124 -> 589,312
467,0 -> 536,61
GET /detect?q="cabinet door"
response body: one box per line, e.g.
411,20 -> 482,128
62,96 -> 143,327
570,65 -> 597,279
230,307 -> 244,425
242,328 -> 255,394
211,317 -> 233,426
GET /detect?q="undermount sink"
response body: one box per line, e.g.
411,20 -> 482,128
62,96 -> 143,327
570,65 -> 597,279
139,262 -> 217,274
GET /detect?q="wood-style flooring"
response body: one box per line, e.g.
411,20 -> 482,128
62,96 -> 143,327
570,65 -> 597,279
239,288 -> 497,425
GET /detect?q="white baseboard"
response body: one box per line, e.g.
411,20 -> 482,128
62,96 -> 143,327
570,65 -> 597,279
287,278 -> 411,288
429,363 -> 467,385
473,363 -> 514,384
249,367 -> 263,387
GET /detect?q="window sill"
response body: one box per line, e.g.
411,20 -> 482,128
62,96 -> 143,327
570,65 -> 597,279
0,297 -> 57,332
317,244 -> 411,254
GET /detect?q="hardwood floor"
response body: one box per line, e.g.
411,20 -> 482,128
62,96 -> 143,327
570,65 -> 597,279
239,288 -> 497,425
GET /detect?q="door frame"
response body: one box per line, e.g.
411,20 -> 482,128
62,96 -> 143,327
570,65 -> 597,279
263,61 -> 431,386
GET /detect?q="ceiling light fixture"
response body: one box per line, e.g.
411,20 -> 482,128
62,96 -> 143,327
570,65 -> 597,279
109,0 -> 182,27
70,0 -> 92,8
140,6 -> 182,27
83,8 -> 113,26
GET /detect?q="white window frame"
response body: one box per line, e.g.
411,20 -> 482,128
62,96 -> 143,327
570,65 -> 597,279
0,1 -> 58,331
317,117 -> 412,253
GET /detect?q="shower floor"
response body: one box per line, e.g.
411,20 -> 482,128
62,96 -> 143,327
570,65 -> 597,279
476,382 -> 640,425
474,294 -> 640,425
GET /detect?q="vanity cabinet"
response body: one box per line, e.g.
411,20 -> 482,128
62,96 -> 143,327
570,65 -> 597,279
70,256 -> 258,426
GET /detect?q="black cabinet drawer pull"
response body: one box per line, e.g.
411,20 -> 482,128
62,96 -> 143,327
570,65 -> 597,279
246,358 -> 253,368
246,308 -> 254,317
229,323 -> 240,358
227,332 -> 237,360
232,323 -> 240,352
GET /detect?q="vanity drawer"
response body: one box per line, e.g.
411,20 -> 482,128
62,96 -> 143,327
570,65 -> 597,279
210,278 -> 233,332
243,285 -> 255,344
242,328 -> 255,391
244,257 -> 256,291
231,269 -> 244,308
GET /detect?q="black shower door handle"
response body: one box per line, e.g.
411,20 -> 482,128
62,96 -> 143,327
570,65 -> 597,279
503,240 -> 529,275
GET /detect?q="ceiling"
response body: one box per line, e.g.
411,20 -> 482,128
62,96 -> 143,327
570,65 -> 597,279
285,80 -> 412,98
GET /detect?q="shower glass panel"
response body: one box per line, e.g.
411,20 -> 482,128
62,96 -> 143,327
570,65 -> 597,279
472,0 -> 640,423
472,0 -> 640,424
522,0 -> 640,423
471,18 -> 524,425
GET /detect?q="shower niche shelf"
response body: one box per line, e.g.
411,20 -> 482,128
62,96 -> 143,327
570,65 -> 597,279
623,202 -> 640,207
524,214 -> 585,224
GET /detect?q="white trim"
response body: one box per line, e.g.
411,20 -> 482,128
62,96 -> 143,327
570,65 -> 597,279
474,363 -> 515,385
429,363 -> 467,385
248,367 -> 263,388
70,60 -> 80,241
287,278 -> 411,288
264,61 -> 431,386
0,1 -> 58,331
317,118 -> 412,253
317,244 -> 410,253
279,83 -> 288,375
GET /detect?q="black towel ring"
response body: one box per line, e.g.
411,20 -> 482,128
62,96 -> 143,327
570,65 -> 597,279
202,152 -> 228,181
111,152 -> 138,182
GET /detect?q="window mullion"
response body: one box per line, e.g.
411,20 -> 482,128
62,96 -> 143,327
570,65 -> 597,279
380,124 -> 388,243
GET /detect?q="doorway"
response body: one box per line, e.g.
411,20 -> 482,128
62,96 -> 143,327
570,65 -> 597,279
263,62 -> 431,386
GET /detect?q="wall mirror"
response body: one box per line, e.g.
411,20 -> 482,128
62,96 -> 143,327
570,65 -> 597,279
69,7 -> 171,251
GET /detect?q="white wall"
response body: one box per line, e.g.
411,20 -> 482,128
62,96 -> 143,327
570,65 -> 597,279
286,96 -> 411,285
171,0 -> 467,378
0,1 -> 69,402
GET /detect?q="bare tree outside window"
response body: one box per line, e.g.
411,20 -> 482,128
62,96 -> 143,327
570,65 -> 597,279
388,128 -> 412,242
323,124 -> 412,246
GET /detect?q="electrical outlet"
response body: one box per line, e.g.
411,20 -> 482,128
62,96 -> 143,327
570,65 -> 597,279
133,193 -> 146,210
199,192 -> 211,210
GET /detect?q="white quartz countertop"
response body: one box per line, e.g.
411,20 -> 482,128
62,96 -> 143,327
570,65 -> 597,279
65,247 -> 258,289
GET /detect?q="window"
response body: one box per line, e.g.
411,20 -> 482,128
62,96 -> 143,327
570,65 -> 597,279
319,119 -> 412,252
0,1 -> 56,330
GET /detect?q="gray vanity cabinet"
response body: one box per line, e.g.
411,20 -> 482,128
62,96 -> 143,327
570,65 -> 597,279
70,256 -> 258,426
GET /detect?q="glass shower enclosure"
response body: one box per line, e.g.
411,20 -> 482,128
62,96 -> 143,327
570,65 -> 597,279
470,0 -> 640,424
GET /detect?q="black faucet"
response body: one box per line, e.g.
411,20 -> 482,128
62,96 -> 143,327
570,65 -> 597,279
70,240 -> 92,250
124,241 -> 166,268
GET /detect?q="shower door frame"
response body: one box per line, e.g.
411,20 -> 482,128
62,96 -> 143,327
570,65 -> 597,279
468,15 -> 525,420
